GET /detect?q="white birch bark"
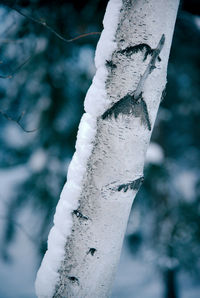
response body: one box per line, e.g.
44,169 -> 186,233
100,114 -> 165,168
36,0 -> 180,297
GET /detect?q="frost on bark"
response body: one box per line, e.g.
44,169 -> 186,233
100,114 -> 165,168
35,0 -> 179,297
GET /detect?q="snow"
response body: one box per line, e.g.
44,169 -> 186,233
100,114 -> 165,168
35,114 -> 97,297
35,1 -> 122,296
95,0 -> 122,68
84,0 -> 122,117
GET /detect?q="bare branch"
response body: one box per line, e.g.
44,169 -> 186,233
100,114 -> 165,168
0,214 -> 37,245
0,54 -> 34,79
0,109 -> 39,133
3,2 -> 101,43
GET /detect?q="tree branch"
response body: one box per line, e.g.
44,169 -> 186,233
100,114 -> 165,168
0,54 -> 34,79
0,214 -> 36,245
0,109 -> 39,133
2,1 -> 101,43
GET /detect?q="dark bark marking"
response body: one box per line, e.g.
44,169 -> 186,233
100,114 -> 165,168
106,60 -> 117,69
117,177 -> 144,193
68,276 -> 79,285
102,92 -> 151,131
148,34 -> 165,74
87,248 -> 97,256
102,34 -> 165,131
140,96 -> 151,131
73,210 -> 89,220
117,43 -> 161,62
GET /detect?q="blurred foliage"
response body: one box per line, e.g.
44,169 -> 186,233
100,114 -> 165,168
0,0 -> 107,258
0,0 -> 199,297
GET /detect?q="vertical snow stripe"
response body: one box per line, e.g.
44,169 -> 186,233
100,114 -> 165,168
35,1 -> 123,297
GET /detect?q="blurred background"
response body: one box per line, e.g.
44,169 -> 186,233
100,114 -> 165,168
0,0 -> 199,297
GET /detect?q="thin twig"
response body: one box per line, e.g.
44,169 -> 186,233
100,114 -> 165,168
0,214 -> 37,245
4,2 -> 101,43
0,109 -> 39,133
0,54 -> 34,79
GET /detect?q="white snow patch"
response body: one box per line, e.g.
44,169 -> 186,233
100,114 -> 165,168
35,114 -> 97,296
35,113 -> 97,297
84,0 -> 122,117
35,2 -> 122,296
145,142 -> 164,165
95,0 -> 122,68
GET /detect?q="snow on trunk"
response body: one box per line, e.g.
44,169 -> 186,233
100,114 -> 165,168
35,0 -> 180,297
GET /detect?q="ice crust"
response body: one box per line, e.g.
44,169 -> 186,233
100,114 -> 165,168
35,1 -> 122,297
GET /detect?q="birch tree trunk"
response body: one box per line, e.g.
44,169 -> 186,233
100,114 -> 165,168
35,0 -> 180,297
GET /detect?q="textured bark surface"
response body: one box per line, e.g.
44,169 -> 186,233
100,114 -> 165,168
51,0 -> 179,297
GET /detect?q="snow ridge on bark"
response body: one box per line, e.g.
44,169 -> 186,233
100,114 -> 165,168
35,1 -> 122,297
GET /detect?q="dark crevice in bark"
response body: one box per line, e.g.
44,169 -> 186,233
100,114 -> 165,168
117,176 -> 144,192
73,209 -> 89,220
106,60 -> 117,69
117,43 -> 161,61
102,92 -> 151,131
102,34 -> 165,131
68,276 -> 79,285
87,248 -> 97,256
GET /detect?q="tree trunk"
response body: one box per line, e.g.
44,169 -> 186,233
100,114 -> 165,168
164,268 -> 178,298
35,0 -> 180,297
